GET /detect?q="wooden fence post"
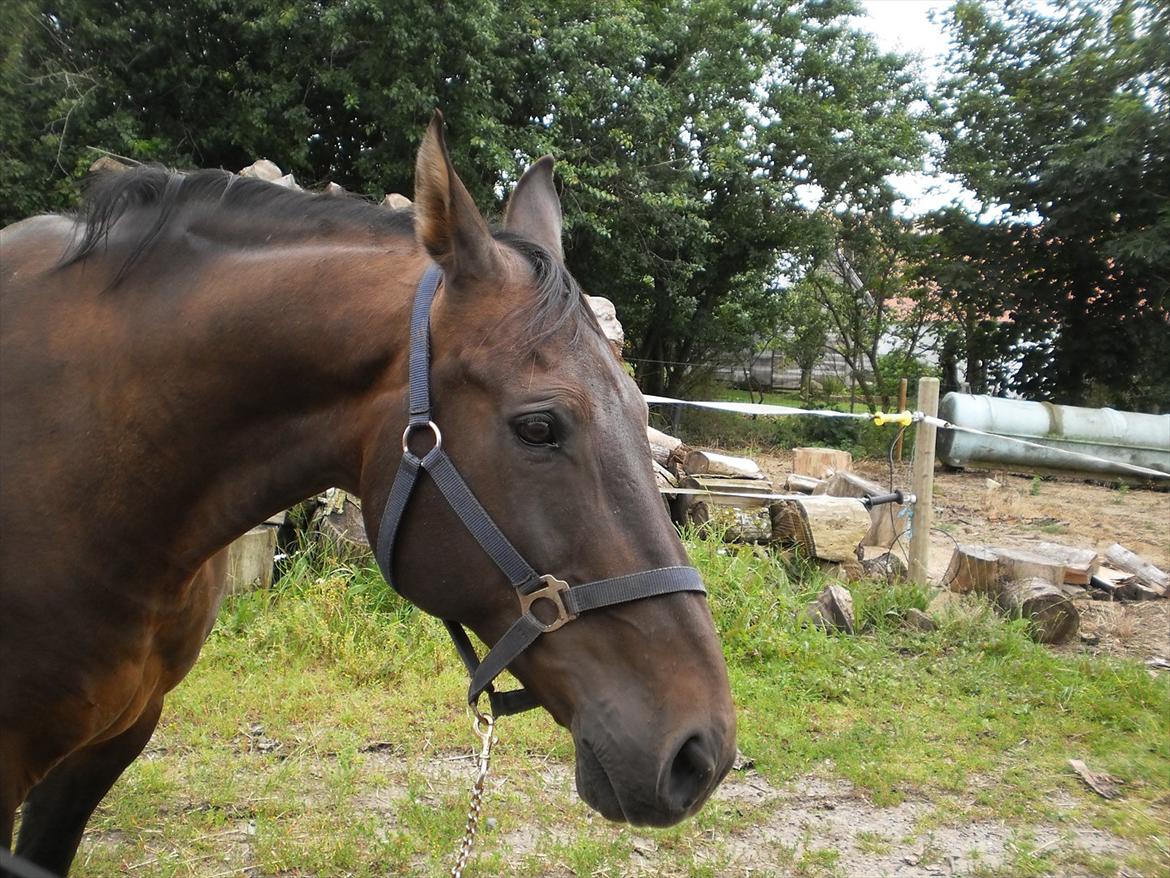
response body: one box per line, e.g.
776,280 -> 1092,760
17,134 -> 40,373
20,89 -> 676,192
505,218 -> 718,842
908,377 -> 940,584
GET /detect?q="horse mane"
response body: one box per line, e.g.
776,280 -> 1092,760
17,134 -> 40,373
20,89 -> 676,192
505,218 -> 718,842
62,165 -> 414,278
60,165 -> 594,344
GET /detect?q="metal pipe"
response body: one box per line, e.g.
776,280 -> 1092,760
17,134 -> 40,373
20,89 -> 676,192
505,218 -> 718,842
937,393 -> 1170,478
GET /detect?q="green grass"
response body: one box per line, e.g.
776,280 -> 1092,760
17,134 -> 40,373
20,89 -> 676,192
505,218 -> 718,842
68,540 -> 1170,877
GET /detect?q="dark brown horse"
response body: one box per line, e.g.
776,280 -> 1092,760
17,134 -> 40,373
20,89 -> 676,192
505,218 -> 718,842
0,115 -> 736,874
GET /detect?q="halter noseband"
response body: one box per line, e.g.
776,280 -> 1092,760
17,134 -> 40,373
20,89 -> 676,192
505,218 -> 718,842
374,264 -> 707,717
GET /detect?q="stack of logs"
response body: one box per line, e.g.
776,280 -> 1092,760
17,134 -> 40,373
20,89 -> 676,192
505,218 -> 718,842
651,430 -> 904,575
942,540 -> 1167,643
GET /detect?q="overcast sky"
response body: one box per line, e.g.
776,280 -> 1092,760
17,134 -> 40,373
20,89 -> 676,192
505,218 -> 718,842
861,0 -> 953,77
858,0 -> 971,215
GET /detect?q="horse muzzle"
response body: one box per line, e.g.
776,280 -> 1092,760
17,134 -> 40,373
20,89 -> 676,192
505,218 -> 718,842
571,716 -> 736,827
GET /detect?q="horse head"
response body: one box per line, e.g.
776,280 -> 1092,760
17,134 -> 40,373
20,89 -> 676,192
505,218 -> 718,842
360,115 -> 736,827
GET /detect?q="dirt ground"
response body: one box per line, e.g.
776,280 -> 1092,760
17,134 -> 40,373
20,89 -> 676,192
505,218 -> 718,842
755,452 -> 1170,664
357,753 -> 1139,878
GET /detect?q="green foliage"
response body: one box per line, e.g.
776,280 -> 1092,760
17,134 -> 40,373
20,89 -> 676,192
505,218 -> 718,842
1,0 -> 930,400
777,281 -> 831,404
929,0 -> 1169,409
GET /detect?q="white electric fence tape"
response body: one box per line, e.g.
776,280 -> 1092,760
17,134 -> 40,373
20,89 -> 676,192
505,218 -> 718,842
645,394 -> 1170,481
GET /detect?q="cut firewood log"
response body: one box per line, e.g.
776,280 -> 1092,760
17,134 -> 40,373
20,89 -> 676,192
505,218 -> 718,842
696,505 -> 773,543
587,295 -> 625,354
813,471 -> 901,548
785,473 -> 823,494
1104,543 -> 1168,597
804,583 -> 855,634
943,545 -> 1002,594
239,158 -> 283,181
862,551 -> 907,581
226,526 -> 278,595
679,475 -> 774,507
1017,542 -> 1099,586
1088,566 -> 1137,600
826,558 -> 866,582
89,155 -> 129,173
653,460 -> 679,491
998,577 -> 1079,644
943,545 -> 1079,641
647,426 -> 686,471
677,475 -> 774,539
313,489 -> 371,559
1091,568 -> 1162,601
946,543 -> 1092,589
902,607 -> 938,632
792,447 -> 852,480
985,545 -> 1067,586
769,495 -> 871,562
683,450 -> 765,479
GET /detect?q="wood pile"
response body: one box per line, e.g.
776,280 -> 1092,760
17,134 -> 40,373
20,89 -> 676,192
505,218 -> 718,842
650,427 -> 893,568
941,540 -> 1166,643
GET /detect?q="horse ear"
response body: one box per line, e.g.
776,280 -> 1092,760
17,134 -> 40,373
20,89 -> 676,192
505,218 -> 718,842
503,155 -> 564,262
414,111 -> 499,280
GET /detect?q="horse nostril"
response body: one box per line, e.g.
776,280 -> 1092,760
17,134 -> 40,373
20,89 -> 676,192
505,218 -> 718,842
663,734 -> 717,814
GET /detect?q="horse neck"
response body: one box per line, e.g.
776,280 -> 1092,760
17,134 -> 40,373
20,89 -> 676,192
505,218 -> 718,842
115,239 -> 420,564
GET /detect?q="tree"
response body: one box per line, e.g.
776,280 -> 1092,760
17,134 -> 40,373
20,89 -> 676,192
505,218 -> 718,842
932,0 -> 1169,409
777,281 -> 830,405
2,0 -> 929,397
799,211 -> 935,411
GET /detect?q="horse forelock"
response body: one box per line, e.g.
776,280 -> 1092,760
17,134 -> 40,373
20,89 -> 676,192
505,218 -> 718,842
492,231 -> 603,353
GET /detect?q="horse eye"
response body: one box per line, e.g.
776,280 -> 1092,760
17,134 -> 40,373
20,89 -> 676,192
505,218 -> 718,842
515,416 -> 556,447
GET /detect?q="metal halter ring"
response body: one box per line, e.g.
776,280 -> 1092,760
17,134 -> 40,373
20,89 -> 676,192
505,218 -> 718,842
402,420 -> 442,455
519,575 -> 577,633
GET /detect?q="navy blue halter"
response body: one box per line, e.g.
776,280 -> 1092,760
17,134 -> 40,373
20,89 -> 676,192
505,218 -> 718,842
374,264 -> 706,717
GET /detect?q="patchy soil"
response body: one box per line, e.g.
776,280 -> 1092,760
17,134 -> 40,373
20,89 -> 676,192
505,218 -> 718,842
713,772 -> 1131,878
753,451 -> 1170,664
354,754 -> 1137,877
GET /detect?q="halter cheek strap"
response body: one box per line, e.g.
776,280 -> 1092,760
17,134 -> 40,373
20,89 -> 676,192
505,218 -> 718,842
374,263 -> 706,717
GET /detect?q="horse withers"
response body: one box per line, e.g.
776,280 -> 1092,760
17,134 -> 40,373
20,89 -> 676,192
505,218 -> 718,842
0,114 -> 736,874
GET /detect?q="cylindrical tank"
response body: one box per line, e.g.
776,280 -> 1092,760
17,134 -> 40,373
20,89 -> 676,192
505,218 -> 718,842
936,393 -> 1170,479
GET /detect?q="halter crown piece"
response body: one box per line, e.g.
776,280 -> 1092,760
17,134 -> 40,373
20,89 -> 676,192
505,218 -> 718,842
374,264 -> 707,717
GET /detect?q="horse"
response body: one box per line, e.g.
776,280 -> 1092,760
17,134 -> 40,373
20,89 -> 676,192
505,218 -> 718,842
0,114 -> 736,874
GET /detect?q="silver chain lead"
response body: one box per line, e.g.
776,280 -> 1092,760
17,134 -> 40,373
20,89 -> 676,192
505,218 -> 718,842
450,707 -> 497,878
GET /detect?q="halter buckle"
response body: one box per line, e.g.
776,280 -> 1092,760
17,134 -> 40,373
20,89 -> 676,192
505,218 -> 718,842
519,575 -> 576,633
